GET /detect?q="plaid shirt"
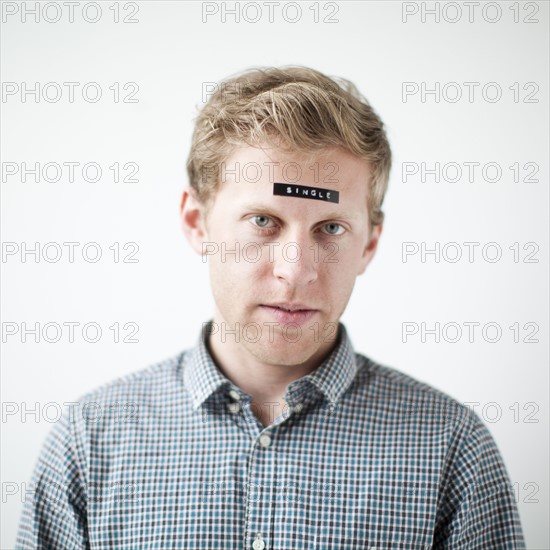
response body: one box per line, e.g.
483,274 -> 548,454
16,321 -> 525,549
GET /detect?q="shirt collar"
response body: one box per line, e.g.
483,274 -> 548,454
183,320 -> 360,411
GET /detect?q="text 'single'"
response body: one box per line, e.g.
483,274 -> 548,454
273,183 -> 340,204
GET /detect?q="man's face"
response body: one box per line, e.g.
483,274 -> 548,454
186,144 -> 381,366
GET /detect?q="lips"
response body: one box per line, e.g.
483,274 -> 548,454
260,303 -> 318,326
264,303 -> 314,312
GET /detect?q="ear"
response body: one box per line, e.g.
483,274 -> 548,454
180,188 -> 209,256
357,223 -> 382,275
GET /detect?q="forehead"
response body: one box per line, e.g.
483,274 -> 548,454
217,144 -> 371,215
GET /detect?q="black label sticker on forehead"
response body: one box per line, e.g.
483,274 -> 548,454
273,183 -> 339,204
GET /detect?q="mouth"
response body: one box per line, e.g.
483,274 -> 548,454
263,303 -> 317,312
259,303 -> 318,326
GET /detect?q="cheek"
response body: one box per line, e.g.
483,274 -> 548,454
208,249 -> 270,297
323,246 -> 363,294
325,265 -> 355,297
325,240 -> 364,274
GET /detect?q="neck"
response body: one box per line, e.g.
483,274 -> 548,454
206,316 -> 338,426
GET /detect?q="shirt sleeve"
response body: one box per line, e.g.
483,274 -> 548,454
15,407 -> 89,550
433,412 -> 526,549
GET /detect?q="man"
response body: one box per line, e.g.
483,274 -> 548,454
17,66 -> 525,549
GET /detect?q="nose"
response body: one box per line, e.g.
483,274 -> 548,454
272,233 -> 319,287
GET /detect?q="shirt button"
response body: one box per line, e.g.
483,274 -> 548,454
227,401 -> 241,414
258,434 -> 272,448
228,389 -> 241,401
293,402 -> 304,413
252,537 -> 265,549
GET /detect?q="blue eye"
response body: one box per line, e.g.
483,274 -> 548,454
251,215 -> 274,228
322,223 -> 345,236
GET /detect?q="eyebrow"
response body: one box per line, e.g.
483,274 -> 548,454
240,203 -> 355,221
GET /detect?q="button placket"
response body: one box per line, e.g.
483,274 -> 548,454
227,401 -> 241,414
252,532 -> 266,549
244,430 -> 276,550
258,433 -> 272,448
228,389 -> 241,401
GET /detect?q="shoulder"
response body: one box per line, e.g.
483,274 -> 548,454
51,349 -> 191,441
351,352 -> 484,438
76,349 -> 188,406
351,354 -> 512,485
354,352 -> 464,405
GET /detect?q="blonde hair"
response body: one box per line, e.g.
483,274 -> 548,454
186,66 -> 392,228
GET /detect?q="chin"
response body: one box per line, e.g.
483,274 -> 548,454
244,335 -> 318,366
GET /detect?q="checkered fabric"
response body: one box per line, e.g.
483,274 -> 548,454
16,321 -> 525,549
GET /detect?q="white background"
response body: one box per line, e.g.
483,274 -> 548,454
1,1 -> 548,547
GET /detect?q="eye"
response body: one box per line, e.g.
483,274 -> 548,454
250,215 -> 276,229
321,223 -> 345,236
